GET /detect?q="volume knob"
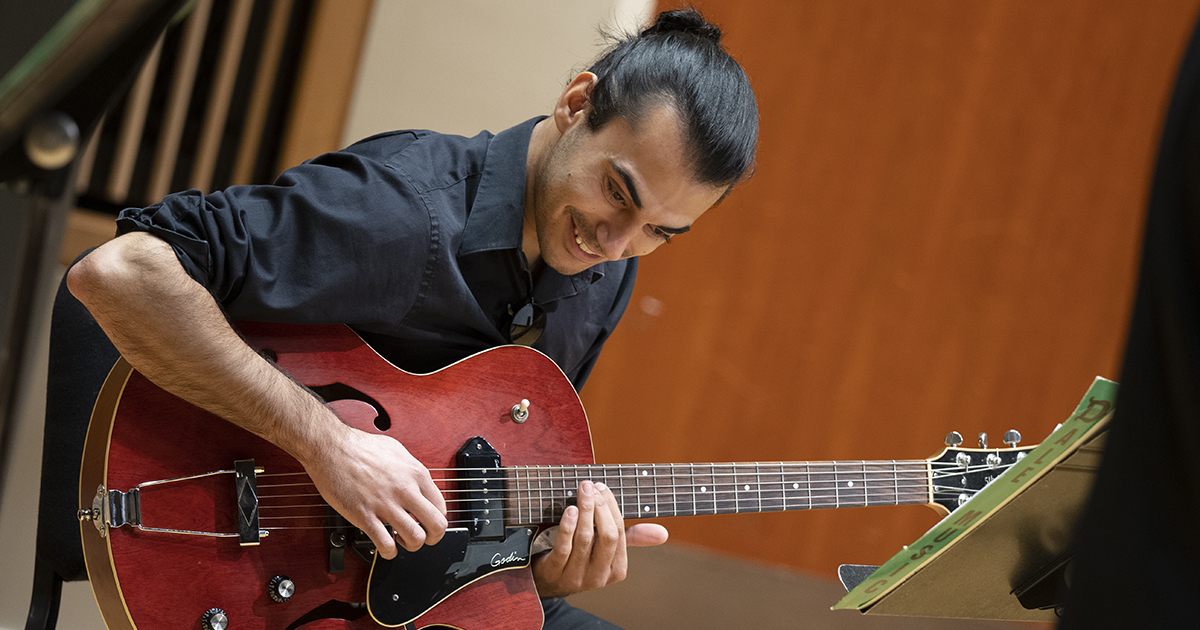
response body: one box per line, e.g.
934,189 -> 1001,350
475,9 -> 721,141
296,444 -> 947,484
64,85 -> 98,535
268,575 -> 295,602
201,608 -> 228,630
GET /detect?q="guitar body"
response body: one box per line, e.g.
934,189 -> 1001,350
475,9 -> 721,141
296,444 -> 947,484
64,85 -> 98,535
80,323 -> 594,630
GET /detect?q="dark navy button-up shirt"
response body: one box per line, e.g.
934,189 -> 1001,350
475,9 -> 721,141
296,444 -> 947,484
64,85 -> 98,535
116,116 -> 637,389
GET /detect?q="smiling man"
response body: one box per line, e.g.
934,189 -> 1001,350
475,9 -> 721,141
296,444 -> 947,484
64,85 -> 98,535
68,7 -> 757,629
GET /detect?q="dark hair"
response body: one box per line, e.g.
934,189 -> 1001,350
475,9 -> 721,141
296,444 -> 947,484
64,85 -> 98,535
585,8 -> 758,190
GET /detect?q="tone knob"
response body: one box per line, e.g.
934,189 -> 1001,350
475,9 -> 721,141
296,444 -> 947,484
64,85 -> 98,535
268,575 -> 295,602
201,608 -> 228,630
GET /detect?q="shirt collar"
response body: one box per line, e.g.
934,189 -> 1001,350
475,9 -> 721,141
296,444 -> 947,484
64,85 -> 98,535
457,116 -> 607,295
458,116 -> 543,256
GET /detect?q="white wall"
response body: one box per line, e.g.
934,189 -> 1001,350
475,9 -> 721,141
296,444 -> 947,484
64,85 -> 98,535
342,0 -> 655,144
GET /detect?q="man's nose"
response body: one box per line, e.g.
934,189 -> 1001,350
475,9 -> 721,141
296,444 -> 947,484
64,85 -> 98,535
595,213 -> 639,260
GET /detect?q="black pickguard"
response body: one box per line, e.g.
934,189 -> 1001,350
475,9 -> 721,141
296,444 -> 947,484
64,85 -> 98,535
366,527 -> 535,626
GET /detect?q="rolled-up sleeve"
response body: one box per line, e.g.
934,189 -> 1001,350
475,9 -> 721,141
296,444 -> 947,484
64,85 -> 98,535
116,134 -> 434,326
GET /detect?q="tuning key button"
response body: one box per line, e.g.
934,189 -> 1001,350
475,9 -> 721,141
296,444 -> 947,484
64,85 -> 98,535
1004,429 -> 1022,447
268,575 -> 295,602
977,432 -> 988,449
201,608 -> 229,630
944,431 -> 963,447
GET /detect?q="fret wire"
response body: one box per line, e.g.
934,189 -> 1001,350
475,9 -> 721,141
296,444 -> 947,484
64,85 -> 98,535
540,465 -> 548,522
633,463 -> 641,519
861,460 -> 868,506
694,463 -> 701,515
780,461 -> 786,511
657,463 -> 665,518
706,462 -> 713,515
755,462 -> 762,513
649,463 -> 656,518
834,464 -> 840,508
648,460 -> 657,516
634,463 -> 643,519
600,458 -> 609,504
893,460 -> 900,505
643,463 -> 652,518
672,460 -> 681,516
651,463 -> 658,518
729,463 -> 738,514
519,465 -> 526,521
807,463 -> 815,510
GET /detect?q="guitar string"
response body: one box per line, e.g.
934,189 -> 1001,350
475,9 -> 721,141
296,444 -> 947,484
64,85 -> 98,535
257,484 -> 964,507
248,485 -> 981,528
254,479 -> 948,499
256,460 -> 1005,479
254,463 -> 1003,490
254,481 -> 944,502
256,482 -> 974,507
254,467 -> 998,498
253,488 -> 987,532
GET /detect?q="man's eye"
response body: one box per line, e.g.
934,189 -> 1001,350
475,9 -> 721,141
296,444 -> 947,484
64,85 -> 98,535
608,179 -> 626,204
653,227 -> 673,243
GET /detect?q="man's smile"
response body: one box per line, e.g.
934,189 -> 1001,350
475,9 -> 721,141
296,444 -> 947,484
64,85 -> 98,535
571,214 -> 602,259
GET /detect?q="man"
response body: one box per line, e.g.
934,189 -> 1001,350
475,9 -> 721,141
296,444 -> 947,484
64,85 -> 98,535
67,7 -> 758,628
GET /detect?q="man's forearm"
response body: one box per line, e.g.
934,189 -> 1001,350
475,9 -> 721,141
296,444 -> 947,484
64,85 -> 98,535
67,232 -> 448,558
66,232 -> 341,462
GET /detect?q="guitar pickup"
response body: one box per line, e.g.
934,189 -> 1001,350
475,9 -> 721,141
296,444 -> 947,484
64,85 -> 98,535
456,437 -> 505,540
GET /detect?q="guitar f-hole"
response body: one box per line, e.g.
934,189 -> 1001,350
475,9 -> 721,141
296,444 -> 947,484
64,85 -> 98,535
308,382 -> 392,430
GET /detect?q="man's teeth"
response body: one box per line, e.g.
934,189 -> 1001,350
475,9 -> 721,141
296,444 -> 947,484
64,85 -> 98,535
575,232 -> 597,256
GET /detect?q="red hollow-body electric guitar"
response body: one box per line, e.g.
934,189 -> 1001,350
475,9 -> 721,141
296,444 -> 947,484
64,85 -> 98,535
78,323 -> 1032,629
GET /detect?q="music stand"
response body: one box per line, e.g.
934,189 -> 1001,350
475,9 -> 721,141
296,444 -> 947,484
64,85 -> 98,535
832,377 -> 1115,622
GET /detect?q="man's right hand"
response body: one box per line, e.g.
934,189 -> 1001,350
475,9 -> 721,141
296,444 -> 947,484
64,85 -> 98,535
299,421 -> 447,558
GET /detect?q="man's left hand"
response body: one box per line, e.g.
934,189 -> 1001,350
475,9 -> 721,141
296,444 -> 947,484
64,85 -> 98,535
531,480 -> 669,597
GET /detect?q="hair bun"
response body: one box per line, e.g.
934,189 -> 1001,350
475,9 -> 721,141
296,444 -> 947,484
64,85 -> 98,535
643,8 -> 722,44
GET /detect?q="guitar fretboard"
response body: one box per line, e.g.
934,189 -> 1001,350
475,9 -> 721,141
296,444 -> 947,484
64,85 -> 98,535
502,461 -> 930,526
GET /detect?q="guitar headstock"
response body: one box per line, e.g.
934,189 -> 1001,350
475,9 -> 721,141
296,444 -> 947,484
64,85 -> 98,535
927,430 -> 1038,515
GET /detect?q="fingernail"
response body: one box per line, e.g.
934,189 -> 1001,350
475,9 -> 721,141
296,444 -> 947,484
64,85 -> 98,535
581,480 -> 595,495
595,482 -> 608,492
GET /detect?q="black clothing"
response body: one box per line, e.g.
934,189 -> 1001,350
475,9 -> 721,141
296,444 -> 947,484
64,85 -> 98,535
116,116 -> 637,389
1060,16 -> 1200,629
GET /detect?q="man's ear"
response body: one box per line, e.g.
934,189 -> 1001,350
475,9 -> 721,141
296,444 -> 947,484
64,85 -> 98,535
553,72 -> 598,134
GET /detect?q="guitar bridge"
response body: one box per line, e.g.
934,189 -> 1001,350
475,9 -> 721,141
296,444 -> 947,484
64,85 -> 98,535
77,462 -> 268,541
79,485 -> 141,537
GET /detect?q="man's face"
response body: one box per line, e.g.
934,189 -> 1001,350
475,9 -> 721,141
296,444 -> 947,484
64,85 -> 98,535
529,104 -> 724,276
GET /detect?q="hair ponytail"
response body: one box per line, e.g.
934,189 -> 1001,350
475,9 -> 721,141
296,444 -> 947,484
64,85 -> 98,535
585,7 -> 757,190
642,8 -> 723,44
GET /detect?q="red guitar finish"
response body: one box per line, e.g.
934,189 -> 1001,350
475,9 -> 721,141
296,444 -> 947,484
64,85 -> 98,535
79,323 -> 593,630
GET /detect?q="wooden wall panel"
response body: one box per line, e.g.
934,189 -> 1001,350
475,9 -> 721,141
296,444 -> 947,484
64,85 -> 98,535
580,0 -> 1200,576
277,0 -> 374,170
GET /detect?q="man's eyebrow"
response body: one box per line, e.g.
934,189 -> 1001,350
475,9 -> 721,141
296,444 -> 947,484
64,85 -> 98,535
612,163 -> 643,209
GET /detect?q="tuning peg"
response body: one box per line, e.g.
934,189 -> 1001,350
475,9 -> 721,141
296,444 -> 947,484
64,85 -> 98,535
977,432 -> 988,449
944,431 -> 963,447
1004,429 -> 1022,448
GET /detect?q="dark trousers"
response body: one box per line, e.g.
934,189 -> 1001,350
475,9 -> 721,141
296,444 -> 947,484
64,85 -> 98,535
542,597 -> 622,629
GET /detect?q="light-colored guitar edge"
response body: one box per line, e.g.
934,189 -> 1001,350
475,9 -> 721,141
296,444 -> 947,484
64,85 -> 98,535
78,356 -> 138,630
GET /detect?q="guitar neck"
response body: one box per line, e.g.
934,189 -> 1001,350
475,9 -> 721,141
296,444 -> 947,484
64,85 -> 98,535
502,460 -> 932,525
